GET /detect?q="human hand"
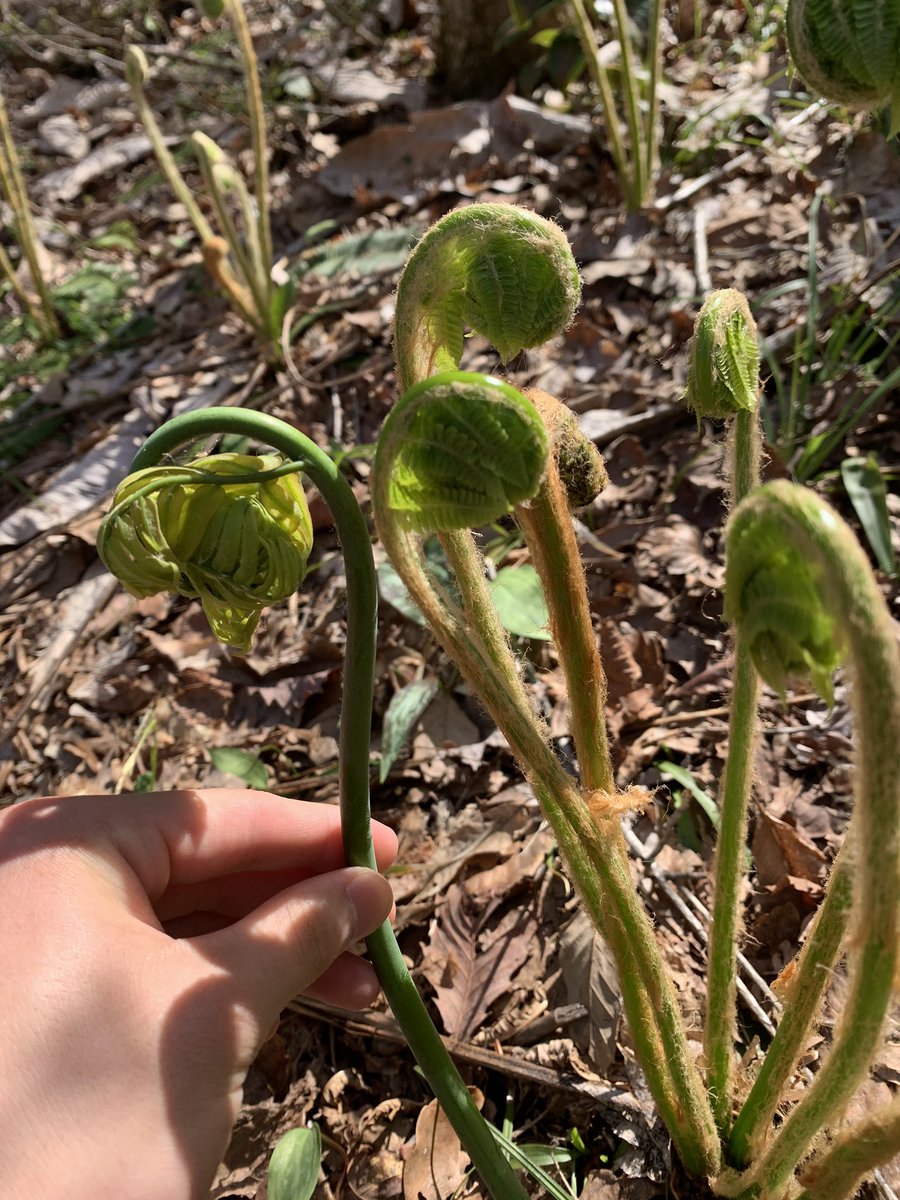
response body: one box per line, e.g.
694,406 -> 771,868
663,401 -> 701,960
0,789 -> 397,1200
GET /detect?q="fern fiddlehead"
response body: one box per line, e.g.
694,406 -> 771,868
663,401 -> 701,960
394,202 -> 581,392
374,203 -> 721,1178
685,289 -> 764,1134
99,407 -> 529,1200
718,481 -> 900,1199
786,0 -> 900,136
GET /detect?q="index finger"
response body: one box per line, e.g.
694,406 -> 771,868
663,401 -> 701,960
1,790 -> 398,901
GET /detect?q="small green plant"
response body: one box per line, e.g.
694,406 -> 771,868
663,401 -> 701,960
758,194 -> 900,481
98,206 -> 899,1199
125,0 -> 289,350
0,88 -> 59,339
565,0 -> 664,210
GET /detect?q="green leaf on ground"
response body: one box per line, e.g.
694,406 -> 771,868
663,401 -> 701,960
490,565 -> 550,639
840,455 -> 896,577
379,678 -> 439,782
267,1124 -> 321,1200
209,746 -> 269,789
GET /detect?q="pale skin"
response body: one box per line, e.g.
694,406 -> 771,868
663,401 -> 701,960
0,789 -> 398,1200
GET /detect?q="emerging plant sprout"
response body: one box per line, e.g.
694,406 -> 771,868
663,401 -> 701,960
98,205 -> 900,1200
786,0 -> 900,135
98,455 -> 313,653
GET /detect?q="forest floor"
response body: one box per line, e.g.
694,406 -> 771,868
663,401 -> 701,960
1,2 -> 898,1197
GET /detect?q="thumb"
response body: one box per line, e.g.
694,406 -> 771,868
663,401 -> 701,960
197,866 -> 393,1032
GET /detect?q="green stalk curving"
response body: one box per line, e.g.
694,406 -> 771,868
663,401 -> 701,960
796,1093 -> 900,1200
718,481 -> 900,1200
110,407 -> 529,1200
377,203 -> 721,1177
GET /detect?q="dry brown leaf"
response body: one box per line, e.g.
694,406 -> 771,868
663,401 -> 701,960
753,808 -> 827,887
401,1088 -> 483,1200
557,910 -> 621,1074
421,884 -> 537,1039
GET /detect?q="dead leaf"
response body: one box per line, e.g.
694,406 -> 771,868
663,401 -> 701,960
402,1089 -> 483,1200
38,113 -> 90,160
421,884 -> 536,1039
637,516 -> 722,589
753,807 -> 827,887
35,134 -> 163,203
557,910 -> 621,1073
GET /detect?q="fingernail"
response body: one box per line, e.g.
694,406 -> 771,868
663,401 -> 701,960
345,869 -> 392,938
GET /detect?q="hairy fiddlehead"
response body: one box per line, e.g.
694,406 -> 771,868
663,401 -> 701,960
375,204 -> 721,1178
394,203 -> 581,392
378,370 -> 549,532
100,408 -> 528,1200
686,288 -> 763,1133
718,481 -> 900,1200
786,0 -> 900,135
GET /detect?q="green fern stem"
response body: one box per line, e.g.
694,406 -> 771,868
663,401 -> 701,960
795,1093 -> 900,1200
122,408 -> 529,1200
373,374 -> 721,1177
727,851 -> 853,1167
125,46 -> 215,246
717,481 -> 900,1200
511,406 -> 720,1173
567,0 -> 633,206
384,205 -> 721,1175
687,292 -> 763,1134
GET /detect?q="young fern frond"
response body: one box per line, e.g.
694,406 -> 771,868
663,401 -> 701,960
377,372 -> 548,532
685,289 -> 763,1133
394,203 -> 581,391
786,0 -> 900,135
718,481 -> 900,1200
98,408 -> 529,1200
375,203 -> 722,1179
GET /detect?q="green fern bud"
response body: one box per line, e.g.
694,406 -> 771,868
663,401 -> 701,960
685,289 -> 760,421
726,484 -> 843,701
124,45 -> 149,93
394,204 -> 582,393
98,453 -> 313,653
786,0 -> 900,135
199,0 -> 226,16
375,370 -> 549,533
528,388 -> 607,509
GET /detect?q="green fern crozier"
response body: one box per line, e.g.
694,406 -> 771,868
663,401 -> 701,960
786,0 -> 900,135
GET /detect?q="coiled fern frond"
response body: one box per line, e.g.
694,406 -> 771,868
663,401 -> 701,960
786,0 -> 900,134
98,453 -> 312,652
375,371 -> 549,532
394,203 -> 581,392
